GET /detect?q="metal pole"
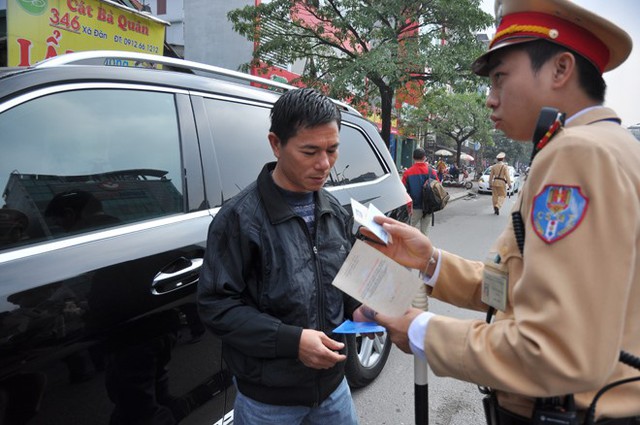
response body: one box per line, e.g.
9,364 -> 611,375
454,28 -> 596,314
414,357 -> 429,424
412,281 -> 430,424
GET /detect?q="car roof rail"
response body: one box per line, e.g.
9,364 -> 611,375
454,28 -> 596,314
34,50 -> 361,116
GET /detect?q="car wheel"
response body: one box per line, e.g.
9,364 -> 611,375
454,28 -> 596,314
464,181 -> 473,190
344,331 -> 392,388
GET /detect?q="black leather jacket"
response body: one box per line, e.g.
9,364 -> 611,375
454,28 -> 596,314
198,162 -> 360,407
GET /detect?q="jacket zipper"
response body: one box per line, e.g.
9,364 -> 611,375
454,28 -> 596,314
312,222 -> 323,407
297,214 -> 324,406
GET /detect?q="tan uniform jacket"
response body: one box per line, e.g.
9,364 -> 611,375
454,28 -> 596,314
490,162 -> 511,189
426,108 -> 640,419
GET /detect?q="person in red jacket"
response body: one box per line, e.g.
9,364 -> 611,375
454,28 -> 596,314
401,148 -> 439,237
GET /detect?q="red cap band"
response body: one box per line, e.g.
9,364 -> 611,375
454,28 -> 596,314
491,12 -> 610,73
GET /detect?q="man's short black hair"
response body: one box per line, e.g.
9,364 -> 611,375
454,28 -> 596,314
269,88 -> 341,145
413,148 -> 426,160
521,40 -> 606,103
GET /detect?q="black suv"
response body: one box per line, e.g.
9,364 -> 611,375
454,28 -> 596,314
0,51 -> 411,425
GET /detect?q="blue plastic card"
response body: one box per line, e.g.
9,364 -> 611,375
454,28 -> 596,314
332,320 -> 385,334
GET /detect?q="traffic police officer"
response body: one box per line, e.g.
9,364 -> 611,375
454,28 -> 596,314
489,152 -> 511,215
362,0 -> 640,423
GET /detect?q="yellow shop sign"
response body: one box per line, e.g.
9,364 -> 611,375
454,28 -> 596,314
7,0 -> 169,66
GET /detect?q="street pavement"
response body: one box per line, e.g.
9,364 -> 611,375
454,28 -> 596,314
444,182 -> 477,203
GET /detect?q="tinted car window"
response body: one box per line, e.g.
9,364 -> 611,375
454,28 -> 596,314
325,124 -> 385,187
203,98 -> 386,199
0,89 -> 183,250
203,98 -> 273,204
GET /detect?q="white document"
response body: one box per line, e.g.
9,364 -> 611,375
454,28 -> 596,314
350,198 -> 389,244
333,239 -> 423,317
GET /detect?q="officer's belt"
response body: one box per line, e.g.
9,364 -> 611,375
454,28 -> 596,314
497,404 -> 640,425
494,177 -> 508,183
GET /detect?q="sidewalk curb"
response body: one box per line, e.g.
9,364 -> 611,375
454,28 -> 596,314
450,191 -> 472,202
446,186 -> 476,203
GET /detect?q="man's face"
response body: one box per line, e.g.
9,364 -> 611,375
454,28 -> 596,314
486,48 -> 551,141
268,121 -> 340,193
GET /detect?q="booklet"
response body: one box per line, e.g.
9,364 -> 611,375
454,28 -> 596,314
332,239 -> 423,317
332,320 -> 385,334
350,198 -> 389,245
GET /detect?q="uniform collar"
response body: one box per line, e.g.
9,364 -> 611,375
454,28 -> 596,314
566,106 -> 621,127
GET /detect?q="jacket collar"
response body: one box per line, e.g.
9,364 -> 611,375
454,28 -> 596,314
412,162 -> 429,170
257,162 -> 334,224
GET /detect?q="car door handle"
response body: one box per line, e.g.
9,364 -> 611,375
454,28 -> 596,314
152,257 -> 203,295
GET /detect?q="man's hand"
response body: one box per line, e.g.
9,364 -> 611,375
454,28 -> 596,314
374,308 -> 424,354
359,216 -> 433,271
299,329 -> 347,369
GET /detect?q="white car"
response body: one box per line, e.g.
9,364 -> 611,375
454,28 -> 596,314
477,165 -> 521,196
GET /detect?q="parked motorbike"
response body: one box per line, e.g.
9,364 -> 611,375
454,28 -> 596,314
441,171 -> 473,190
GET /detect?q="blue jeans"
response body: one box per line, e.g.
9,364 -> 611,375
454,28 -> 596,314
233,377 -> 359,425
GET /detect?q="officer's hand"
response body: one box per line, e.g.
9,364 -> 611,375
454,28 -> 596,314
353,305 -> 377,322
374,308 -> 423,354
360,216 -> 433,271
352,305 -> 384,340
298,329 -> 346,369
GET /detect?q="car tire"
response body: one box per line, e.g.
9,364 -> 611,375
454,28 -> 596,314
344,332 -> 392,389
464,181 -> 473,190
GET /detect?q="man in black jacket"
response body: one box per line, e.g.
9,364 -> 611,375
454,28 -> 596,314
198,88 -> 371,425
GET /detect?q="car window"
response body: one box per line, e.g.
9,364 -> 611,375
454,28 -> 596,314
325,124 -> 385,187
203,98 -> 386,200
0,89 -> 184,250
203,98 -> 274,203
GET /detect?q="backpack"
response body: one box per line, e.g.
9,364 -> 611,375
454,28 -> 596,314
422,174 -> 450,220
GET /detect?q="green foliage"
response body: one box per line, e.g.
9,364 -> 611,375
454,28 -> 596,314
486,131 -> 533,168
227,0 -> 493,148
404,89 -> 492,166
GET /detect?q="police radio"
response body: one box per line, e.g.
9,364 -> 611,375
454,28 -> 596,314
532,395 -> 578,425
530,106 -> 566,162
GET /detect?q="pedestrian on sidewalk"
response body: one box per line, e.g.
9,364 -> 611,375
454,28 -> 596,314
436,157 -> 447,182
401,148 -> 439,237
489,152 -> 511,215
